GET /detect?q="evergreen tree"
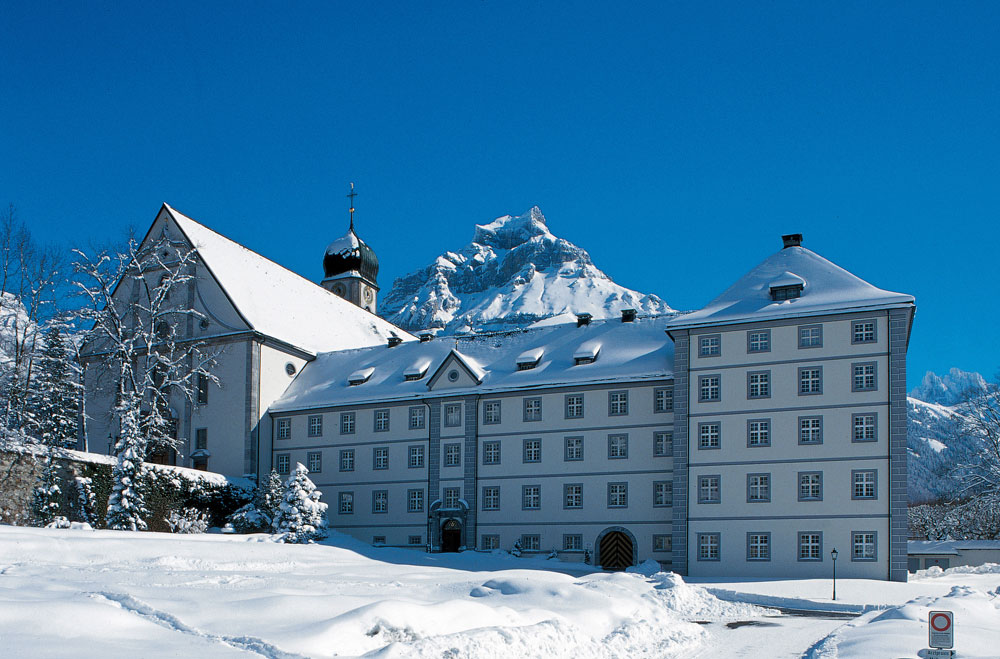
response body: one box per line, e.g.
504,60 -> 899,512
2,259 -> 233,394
228,468 -> 284,533
272,463 -> 327,543
30,452 -> 62,526
105,406 -> 149,531
259,468 -> 284,521
26,324 -> 80,448
72,476 -> 97,526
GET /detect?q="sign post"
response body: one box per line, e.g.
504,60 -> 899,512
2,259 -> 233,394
928,610 -> 954,657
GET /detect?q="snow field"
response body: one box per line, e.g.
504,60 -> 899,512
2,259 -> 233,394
0,525 -> 768,658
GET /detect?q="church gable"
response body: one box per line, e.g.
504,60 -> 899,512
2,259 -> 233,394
426,350 -> 485,391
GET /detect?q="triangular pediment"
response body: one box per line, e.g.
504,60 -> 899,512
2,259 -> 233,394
426,349 -> 485,391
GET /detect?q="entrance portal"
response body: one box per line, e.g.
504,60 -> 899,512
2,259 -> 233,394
598,531 -> 634,570
441,519 -> 462,552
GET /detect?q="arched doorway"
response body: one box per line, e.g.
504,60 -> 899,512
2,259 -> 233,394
597,527 -> 636,570
441,518 -> 462,552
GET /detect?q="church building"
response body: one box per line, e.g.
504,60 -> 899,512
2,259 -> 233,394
81,201 -> 914,581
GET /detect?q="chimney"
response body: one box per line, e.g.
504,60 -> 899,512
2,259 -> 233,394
621,309 -> 636,323
418,333 -> 434,343
782,233 -> 803,249
576,313 -> 592,327
387,336 -> 403,348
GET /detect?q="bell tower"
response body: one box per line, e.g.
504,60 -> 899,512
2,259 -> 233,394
321,183 -> 379,314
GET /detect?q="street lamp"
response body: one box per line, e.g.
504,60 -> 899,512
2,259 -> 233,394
831,548 -> 839,601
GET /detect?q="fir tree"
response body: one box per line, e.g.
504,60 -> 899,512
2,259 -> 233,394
72,476 -> 97,526
228,468 -> 284,533
105,408 -> 149,531
272,463 -> 327,543
30,452 -> 62,526
259,468 -> 284,521
26,324 -> 80,449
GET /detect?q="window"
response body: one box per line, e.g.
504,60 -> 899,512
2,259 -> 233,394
444,403 -> 462,427
564,483 -> 582,509
307,451 -> 322,473
523,485 -> 541,510
483,401 -> 501,425
608,482 -> 628,507
523,439 -> 541,463
697,533 -> 720,561
339,449 -> 355,472
654,387 -> 673,413
483,441 -> 501,465
747,330 -> 770,353
798,472 -> 823,501
308,415 -> 323,437
523,398 -> 542,422
195,428 -> 207,451
654,481 -> 673,507
564,436 -> 583,461
653,535 -> 672,552
771,284 -> 801,301
609,390 -> 629,416
852,320 -> 877,344
747,473 -> 770,502
747,419 -> 770,447
608,433 -> 628,459
853,413 -> 877,442
482,486 -> 499,511
521,534 -> 540,551
698,423 -> 721,450
407,489 -> 424,512
444,443 -> 461,467
196,373 -> 208,405
853,362 -> 877,392
852,470 -> 877,499
409,406 -> 425,430
276,418 -> 291,440
563,534 -> 583,551
408,445 -> 425,468
374,409 -> 390,432
372,490 -> 388,514
443,487 -> 461,508
747,533 -> 771,561
408,535 -> 423,545
798,532 -> 822,561
373,447 -> 388,470
852,532 -> 877,561
481,534 -> 500,550
799,324 -> 823,348
699,334 -> 721,357
698,475 -> 721,503
747,371 -> 770,399
798,367 -> 822,395
654,431 -> 673,457
340,412 -> 355,434
339,492 -> 354,514
799,416 -> 823,445
275,453 -> 290,475
699,375 -> 721,402
565,394 -> 584,419
373,536 -> 386,545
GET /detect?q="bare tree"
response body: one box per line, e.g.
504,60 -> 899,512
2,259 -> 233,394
951,379 -> 1000,504
74,230 -> 217,530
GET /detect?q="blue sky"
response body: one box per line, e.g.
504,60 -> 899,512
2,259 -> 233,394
3,2 -> 998,388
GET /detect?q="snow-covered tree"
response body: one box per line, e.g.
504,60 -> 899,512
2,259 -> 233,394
510,539 -> 523,557
25,323 -> 81,448
30,452 -> 62,526
273,463 -> 327,543
72,476 -> 97,526
74,231 -> 217,531
229,468 -> 284,533
165,508 -> 209,534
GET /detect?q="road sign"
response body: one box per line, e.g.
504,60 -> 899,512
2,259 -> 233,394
925,650 -> 953,659
928,610 -> 954,649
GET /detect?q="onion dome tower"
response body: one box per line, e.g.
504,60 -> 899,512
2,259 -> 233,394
321,183 -> 379,313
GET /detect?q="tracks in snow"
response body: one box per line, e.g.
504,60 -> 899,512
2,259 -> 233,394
90,591 -> 305,659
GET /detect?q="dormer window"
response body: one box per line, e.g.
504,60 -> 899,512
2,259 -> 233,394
573,341 -> 601,365
348,366 -> 375,386
516,347 -> 544,371
768,271 -> 806,301
404,359 -> 431,382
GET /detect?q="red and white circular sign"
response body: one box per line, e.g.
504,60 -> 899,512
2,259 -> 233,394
930,612 -> 952,632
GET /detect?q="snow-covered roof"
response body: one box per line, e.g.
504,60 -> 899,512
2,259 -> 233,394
908,540 -> 1000,555
270,315 -> 674,411
162,204 -> 413,354
516,347 -> 544,365
667,245 -> 914,330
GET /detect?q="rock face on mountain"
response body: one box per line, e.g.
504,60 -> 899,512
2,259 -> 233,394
910,367 -> 988,407
379,207 -> 673,334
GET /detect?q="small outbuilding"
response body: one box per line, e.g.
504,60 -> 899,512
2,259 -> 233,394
907,540 -> 1000,572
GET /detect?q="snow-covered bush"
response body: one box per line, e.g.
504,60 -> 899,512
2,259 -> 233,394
228,469 -> 283,533
165,508 -> 210,534
273,463 -> 328,544
228,503 -> 271,534
44,516 -> 72,529
510,539 -> 523,557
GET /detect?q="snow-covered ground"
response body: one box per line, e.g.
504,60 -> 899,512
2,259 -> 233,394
1,525 -> 997,658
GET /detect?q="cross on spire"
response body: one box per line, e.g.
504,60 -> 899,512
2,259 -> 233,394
347,182 -> 357,231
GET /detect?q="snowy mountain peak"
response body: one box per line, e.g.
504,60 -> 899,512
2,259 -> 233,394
380,207 -> 673,333
909,367 -> 988,406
